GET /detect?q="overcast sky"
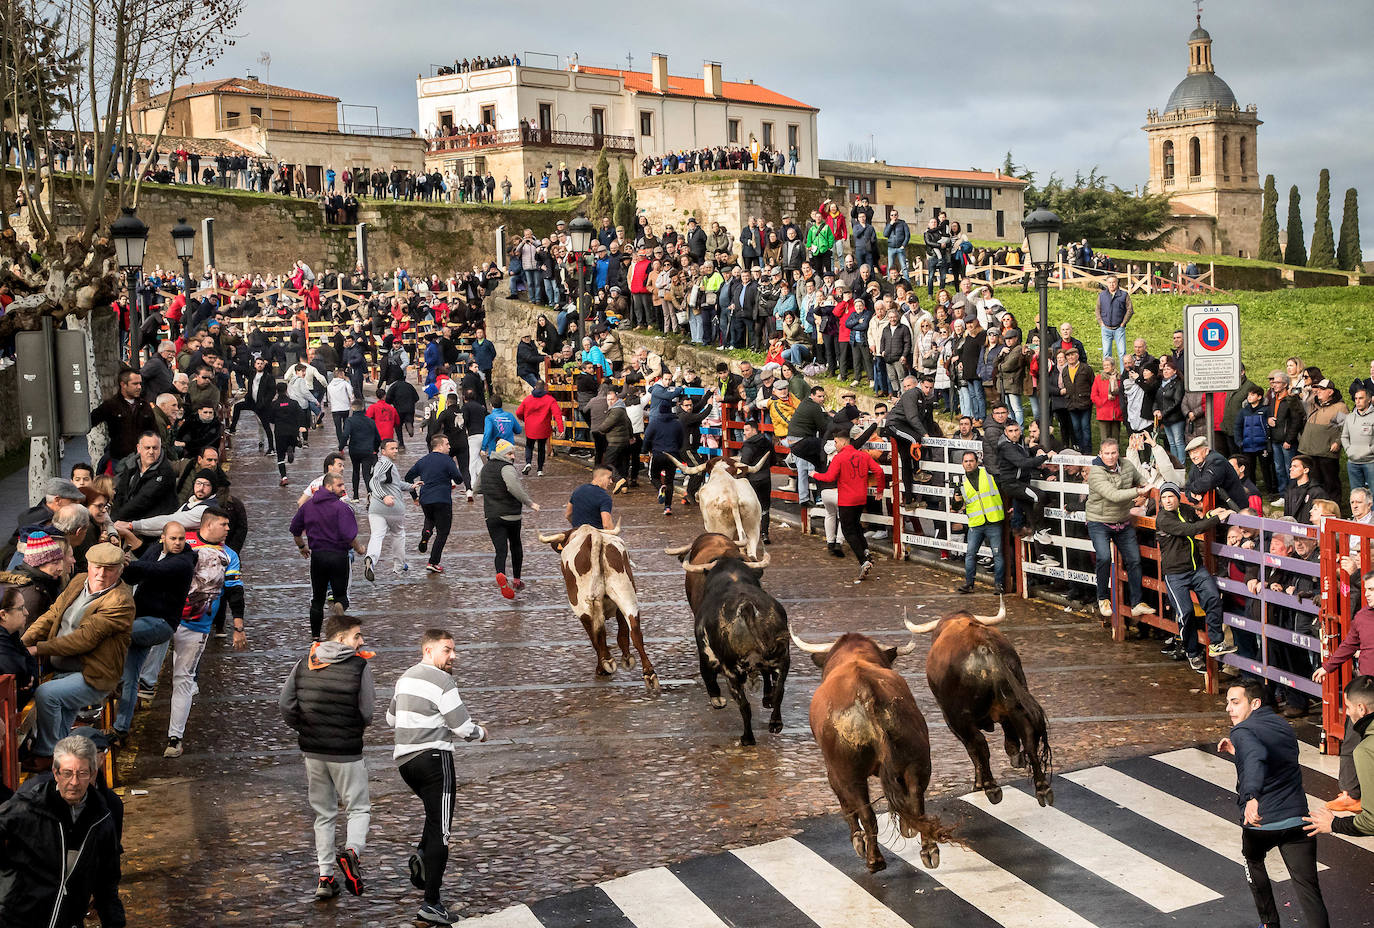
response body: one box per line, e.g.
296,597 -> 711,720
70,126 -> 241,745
214,0 -> 1372,257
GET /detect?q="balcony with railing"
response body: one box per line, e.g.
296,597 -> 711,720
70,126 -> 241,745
217,114 -> 415,138
426,126 -> 634,155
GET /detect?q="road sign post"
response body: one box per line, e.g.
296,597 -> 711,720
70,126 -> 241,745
1184,303 -> 1241,445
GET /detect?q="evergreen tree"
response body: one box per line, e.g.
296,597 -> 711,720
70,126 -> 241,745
590,148 -> 613,223
613,161 -> 634,233
1284,185 -> 1307,267
1309,168 -> 1337,268
1257,174 -> 1281,263
1338,187 -> 1363,272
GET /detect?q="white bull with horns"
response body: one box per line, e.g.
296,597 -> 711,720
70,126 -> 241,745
537,522 -> 660,696
666,455 -> 768,560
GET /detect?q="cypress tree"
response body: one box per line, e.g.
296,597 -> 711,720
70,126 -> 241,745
613,161 -> 634,233
1309,168 -> 1337,268
1284,185 -> 1306,267
1337,187 -> 1363,272
590,148 -> 613,223
1257,174 -> 1281,263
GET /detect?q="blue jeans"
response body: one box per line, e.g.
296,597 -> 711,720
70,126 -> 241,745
1087,520 -> 1143,606
782,344 -> 810,367
1348,460 -> 1374,492
1069,407 -> 1092,452
1271,442 -> 1294,492
523,269 -> 543,302
960,380 -> 986,420
926,256 -> 946,294
1004,394 -> 1024,425
872,360 -> 891,396
786,437 -> 816,505
1029,394 -> 1040,422
1100,326 -> 1126,362
508,275 -> 521,298
1163,421 -> 1187,459
964,522 -> 1005,589
1165,567 -> 1223,657
689,311 -> 705,344
543,277 -> 560,306
140,638 -> 173,690
116,616 -> 175,732
888,248 -> 910,276
32,672 -> 108,756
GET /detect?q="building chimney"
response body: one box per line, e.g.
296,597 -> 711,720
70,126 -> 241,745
651,53 -> 668,93
703,61 -> 723,98
133,78 -> 151,104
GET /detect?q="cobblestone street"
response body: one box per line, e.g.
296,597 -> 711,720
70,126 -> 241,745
115,434 -> 1231,926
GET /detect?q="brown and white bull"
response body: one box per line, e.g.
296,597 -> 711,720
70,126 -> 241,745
537,523 -> 660,696
790,624 -> 952,872
667,456 -> 767,559
907,599 -> 1054,807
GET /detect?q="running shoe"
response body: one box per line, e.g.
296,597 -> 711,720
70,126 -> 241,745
408,854 -> 426,890
1187,654 -> 1207,675
496,573 -> 515,599
1208,641 -> 1238,658
417,902 -> 456,925
363,556 -> 375,583
511,578 -> 526,592
163,737 -> 183,758
425,564 -> 444,574
336,848 -> 364,896
314,876 -> 340,901
856,559 -> 873,583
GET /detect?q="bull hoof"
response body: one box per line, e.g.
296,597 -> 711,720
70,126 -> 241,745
710,696 -> 728,709
761,694 -> 774,709
739,732 -> 756,747
984,784 -> 1003,804
1037,788 -> 1054,808
768,719 -> 783,734
642,673 -> 661,698
850,833 -> 866,859
1009,751 -> 1028,769
596,659 -> 616,677
866,855 -> 887,874
620,652 -> 635,670
920,845 -> 940,870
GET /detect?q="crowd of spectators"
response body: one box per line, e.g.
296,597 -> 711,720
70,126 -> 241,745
434,54 -> 520,76
640,143 -> 799,176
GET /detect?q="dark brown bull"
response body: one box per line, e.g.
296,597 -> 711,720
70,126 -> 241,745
791,625 -> 952,872
664,532 -> 769,616
908,599 -> 1054,807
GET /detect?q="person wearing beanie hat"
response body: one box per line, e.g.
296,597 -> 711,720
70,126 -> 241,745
22,532 -> 63,570
1155,481 -> 1235,674
0,478 -> 84,568
0,531 -> 67,620
21,541 -> 135,766
477,435 -> 538,599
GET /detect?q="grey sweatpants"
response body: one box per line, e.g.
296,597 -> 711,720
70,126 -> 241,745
305,757 -> 372,875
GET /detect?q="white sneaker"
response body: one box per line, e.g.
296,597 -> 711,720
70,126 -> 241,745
466,489 -> 474,501
1131,601 -> 1156,616
1036,554 -> 1057,566
1098,599 -> 1112,617
522,463 -> 532,475
537,470 -> 544,477
1031,528 -> 1052,544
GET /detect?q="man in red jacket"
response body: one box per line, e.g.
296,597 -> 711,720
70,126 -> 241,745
365,388 -> 400,443
812,423 -> 886,581
514,381 -> 565,476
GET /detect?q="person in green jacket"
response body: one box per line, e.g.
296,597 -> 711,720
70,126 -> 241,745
1305,675 -> 1374,838
805,210 -> 835,276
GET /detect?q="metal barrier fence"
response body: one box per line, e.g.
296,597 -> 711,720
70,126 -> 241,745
1022,451 -> 1098,593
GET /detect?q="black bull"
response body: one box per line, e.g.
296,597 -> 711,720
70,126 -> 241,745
683,556 -> 789,746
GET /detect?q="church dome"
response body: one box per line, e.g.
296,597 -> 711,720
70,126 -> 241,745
1164,71 -> 1237,112
1188,25 -> 1211,41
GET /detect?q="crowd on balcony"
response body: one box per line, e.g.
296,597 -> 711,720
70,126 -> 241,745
640,143 -> 799,176
434,54 -> 521,76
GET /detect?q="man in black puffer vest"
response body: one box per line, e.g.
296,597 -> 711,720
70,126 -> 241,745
279,611 -> 375,901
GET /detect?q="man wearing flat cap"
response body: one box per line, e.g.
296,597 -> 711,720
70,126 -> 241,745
20,542 -> 134,770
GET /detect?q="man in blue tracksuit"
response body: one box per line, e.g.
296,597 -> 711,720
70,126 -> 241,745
404,434 -> 464,574
1219,678 -> 1330,928
480,399 -> 522,454
422,336 -> 443,385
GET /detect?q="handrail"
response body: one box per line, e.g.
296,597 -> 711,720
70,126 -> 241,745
427,127 -> 634,155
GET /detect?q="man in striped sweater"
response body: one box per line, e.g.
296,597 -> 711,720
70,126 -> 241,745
387,628 -> 488,926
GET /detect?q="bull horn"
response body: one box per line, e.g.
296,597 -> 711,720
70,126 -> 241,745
905,615 -> 942,635
663,543 -> 693,557
788,623 -> 835,655
667,454 -> 707,476
600,520 -> 622,536
744,454 -> 770,474
742,552 -> 771,570
681,558 -> 719,574
537,531 -> 568,544
972,596 -> 1007,626
894,606 -> 921,654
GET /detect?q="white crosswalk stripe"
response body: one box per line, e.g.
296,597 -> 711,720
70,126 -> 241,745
960,786 -> 1221,911
1298,739 -> 1342,778
463,745 -> 1359,928
1154,748 -> 1374,853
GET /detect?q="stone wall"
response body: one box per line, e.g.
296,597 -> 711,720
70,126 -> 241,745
28,172 -> 582,278
632,172 -> 844,238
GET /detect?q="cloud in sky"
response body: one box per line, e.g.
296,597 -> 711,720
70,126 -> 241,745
214,0 -> 1372,256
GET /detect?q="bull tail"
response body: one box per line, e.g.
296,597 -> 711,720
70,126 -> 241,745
873,729 -> 957,853
998,668 -> 1054,787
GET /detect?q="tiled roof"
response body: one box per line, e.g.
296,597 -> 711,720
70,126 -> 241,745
576,66 -> 815,111
135,77 -> 340,110
819,159 -> 1030,185
70,130 -> 258,158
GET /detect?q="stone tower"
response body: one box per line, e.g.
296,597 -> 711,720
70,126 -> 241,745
1143,13 -> 1262,256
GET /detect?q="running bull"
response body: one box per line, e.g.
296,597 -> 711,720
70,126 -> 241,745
677,546 -> 780,746
907,599 -> 1054,806
791,624 -> 952,872
537,522 -> 660,696
667,455 -> 768,559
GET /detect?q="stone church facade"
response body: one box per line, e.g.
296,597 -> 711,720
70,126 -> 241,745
1143,17 -> 1262,257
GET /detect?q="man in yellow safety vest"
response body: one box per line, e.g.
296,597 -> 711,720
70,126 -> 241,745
953,449 -> 1005,594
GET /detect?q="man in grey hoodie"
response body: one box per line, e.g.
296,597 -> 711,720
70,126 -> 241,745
279,611 -> 375,900
477,438 -> 539,600
363,438 -> 414,582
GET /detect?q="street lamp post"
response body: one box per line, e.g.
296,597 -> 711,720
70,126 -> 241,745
1022,205 -> 1061,444
568,214 -> 593,322
110,206 -> 148,363
171,217 -> 196,334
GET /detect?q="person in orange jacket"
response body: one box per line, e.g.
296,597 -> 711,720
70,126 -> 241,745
514,380 -> 565,476
812,423 -> 886,581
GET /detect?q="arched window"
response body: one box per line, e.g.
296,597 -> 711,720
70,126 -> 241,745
1162,140 -> 1175,181
1221,136 -> 1229,179
1239,137 -> 1249,178
1189,137 -> 1201,178
1192,237 -> 1206,253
